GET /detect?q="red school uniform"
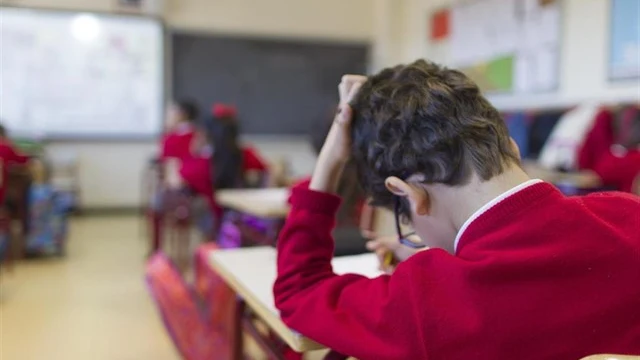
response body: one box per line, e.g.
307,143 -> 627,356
178,150 -> 220,219
160,124 -> 196,160
0,141 -> 30,204
594,147 -> 640,193
274,181 -> 640,360
178,146 -> 268,219
241,146 -> 268,172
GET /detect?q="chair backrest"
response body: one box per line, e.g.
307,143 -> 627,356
580,355 -> 640,360
145,253 -> 221,360
194,244 -> 236,339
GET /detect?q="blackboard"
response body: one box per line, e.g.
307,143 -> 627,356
172,32 -> 369,135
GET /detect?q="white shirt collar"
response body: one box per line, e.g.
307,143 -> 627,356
453,179 -> 544,253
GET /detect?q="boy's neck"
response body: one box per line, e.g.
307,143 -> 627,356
436,164 -> 533,243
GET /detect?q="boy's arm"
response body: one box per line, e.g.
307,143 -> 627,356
274,184 -> 425,360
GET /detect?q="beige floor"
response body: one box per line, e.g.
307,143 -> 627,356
0,216 -> 180,360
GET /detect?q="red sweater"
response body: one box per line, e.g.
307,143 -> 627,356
274,182 -> 640,360
0,141 -> 30,204
160,126 -> 196,160
578,109 -> 615,171
594,148 -> 640,193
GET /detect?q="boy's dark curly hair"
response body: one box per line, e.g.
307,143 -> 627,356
350,60 -> 519,214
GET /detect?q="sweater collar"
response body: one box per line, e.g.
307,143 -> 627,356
454,179 -> 545,254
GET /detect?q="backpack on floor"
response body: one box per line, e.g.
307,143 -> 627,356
26,184 -> 70,255
146,253 -> 228,360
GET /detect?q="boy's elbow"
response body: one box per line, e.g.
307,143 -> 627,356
273,278 -> 301,324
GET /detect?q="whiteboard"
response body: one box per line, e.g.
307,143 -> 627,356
0,8 -> 164,138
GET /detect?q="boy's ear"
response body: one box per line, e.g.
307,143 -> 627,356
509,137 -> 522,160
385,177 -> 431,216
384,176 -> 410,196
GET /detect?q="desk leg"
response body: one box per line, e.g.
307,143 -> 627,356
232,297 -> 246,360
241,317 -> 286,360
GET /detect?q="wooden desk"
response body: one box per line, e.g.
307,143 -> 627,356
209,247 -> 382,358
216,188 -> 290,219
522,161 -> 601,189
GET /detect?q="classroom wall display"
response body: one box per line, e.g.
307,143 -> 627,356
449,0 -> 561,93
609,0 -> 640,81
0,7 -> 164,139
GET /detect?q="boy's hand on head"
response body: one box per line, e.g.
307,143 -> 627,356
310,75 -> 366,193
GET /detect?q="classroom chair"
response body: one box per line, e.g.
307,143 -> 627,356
48,151 -> 81,212
143,158 -> 196,268
0,207 -> 13,272
162,189 -> 194,270
194,244 -> 237,340
146,253 -> 229,360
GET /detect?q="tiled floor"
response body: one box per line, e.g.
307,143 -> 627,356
0,216 -> 180,360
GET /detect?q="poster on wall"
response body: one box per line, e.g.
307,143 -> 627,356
449,0 -> 561,93
609,0 -> 640,80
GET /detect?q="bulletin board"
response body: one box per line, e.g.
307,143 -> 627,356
449,0 -> 561,93
609,0 -> 640,81
0,7 -> 164,139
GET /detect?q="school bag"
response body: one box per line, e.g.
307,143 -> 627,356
25,184 -> 70,255
146,253 -> 228,360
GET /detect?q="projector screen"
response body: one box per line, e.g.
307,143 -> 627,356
0,7 -> 164,139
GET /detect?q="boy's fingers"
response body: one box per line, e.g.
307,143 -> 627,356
345,82 -> 363,104
342,75 -> 367,89
339,75 -> 366,103
366,240 -> 381,251
338,81 -> 348,103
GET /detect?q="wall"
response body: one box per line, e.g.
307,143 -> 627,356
375,0 -> 640,110
1,0 -> 373,207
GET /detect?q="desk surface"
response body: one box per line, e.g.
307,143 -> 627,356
216,188 -> 290,218
522,161 -> 601,189
209,247 -> 382,352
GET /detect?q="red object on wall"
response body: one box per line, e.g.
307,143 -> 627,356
431,8 -> 450,41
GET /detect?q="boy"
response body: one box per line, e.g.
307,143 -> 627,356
273,61 -> 640,359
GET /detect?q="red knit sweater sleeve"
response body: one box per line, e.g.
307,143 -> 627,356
274,184 -> 426,360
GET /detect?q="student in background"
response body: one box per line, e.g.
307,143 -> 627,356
160,100 -> 200,189
177,117 -> 220,229
273,62 -> 640,359
593,106 -> 640,194
0,123 -> 30,205
161,100 -> 199,160
210,104 -> 268,189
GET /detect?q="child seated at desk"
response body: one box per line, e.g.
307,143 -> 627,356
592,106 -> 640,195
0,123 -> 31,205
273,61 -> 640,359
208,104 -> 269,190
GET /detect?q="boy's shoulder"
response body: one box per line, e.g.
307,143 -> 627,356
579,190 -> 640,206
